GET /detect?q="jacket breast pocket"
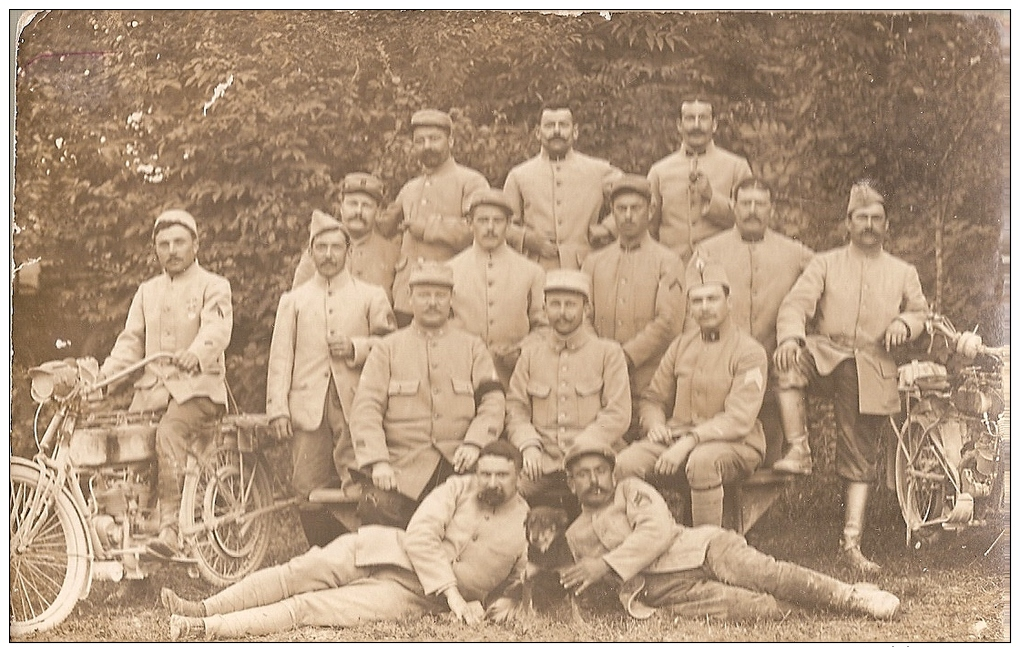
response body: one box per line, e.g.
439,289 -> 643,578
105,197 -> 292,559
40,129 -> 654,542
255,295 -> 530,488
527,382 -> 553,427
575,379 -> 604,426
386,379 -> 421,422
449,378 -> 476,421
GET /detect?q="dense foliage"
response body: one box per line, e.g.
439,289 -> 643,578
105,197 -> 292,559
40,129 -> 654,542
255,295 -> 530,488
13,10 -> 1009,414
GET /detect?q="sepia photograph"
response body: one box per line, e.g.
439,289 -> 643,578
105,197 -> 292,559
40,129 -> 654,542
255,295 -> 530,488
10,9 -> 1010,642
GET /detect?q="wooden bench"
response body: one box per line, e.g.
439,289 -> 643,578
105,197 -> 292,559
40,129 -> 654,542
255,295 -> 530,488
721,468 -> 796,535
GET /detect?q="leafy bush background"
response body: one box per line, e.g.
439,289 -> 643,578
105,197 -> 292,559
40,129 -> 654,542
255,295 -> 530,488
13,10 -> 1009,425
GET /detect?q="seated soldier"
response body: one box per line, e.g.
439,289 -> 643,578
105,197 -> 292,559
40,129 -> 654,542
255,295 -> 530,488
561,439 -> 900,622
615,261 -> 766,527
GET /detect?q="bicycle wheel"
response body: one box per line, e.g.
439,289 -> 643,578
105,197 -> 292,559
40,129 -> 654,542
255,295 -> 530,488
9,462 -> 91,636
894,418 -> 951,539
180,445 -> 272,587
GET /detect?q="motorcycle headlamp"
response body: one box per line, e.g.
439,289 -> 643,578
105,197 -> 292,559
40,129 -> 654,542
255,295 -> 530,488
29,360 -> 80,403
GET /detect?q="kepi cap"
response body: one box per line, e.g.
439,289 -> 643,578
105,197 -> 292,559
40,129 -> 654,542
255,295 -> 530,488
846,181 -> 884,216
342,172 -> 385,203
608,174 -> 652,202
563,437 -> 617,471
309,209 -> 348,246
409,261 -> 455,289
411,109 -> 453,132
686,256 -> 730,291
467,188 -> 513,216
544,269 -> 591,301
153,209 -> 198,239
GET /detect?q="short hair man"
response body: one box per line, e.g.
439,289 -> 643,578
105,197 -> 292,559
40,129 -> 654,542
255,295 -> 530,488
292,173 -> 400,302
774,181 -> 928,572
162,441 -> 529,640
268,210 -> 396,546
686,177 -> 815,469
382,109 -> 490,325
503,104 -> 623,270
99,209 -> 232,556
506,269 -> 631,517
561,439 -> 900,622
615,261 -> 768,528
581,174 -> 680,429
448,188 -> 548,388
647,98 -> 753,262
349,262 -> 505,503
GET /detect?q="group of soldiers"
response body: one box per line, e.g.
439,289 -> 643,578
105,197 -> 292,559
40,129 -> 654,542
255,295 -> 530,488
94,100 -> 928,639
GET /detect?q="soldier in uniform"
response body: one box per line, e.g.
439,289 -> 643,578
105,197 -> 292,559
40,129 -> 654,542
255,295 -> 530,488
503,104 -> 623,270
582,174 -> 680,432
267,210 -> 396,546
99,209 -> 232,556
381,109 -> 490,326
561,439 -> 900,622
448,187 -> 547,388
506,269 -> 631,517
686,177 -> 815,469
292,172 -> 400,302
615,261 -> 767,528
349,262 -> 505,503
647,98 -> 753,262
774,181 -> 928,572
162,441 -> 528,640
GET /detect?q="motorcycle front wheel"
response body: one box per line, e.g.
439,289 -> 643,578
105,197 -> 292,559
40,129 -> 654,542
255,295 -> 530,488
180,444 -> 272,587
894,417 -> 952,542
9,463 -> 91,636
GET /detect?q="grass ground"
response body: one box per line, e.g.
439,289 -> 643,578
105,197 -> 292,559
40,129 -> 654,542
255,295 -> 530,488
14,402 -> 1011,642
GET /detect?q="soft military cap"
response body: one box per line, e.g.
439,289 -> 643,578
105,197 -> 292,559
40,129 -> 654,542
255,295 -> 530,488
342,172 -> 385,203
544,269 -> 591,301
608,174 -> 652,202
309,209 -> 348,246
411,109 -> 453,132
686,256 -> 730,291
153,209 -> 198,239
563,437 -> 617,471
409,261 -> 455,288
467,188 -> 513,217
846,181 -> 884,216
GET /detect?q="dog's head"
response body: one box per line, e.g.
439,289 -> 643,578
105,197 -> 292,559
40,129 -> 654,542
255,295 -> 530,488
526,506 -> 569,554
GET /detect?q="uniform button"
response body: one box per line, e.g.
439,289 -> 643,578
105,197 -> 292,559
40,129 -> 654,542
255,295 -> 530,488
558,427 -> 565,434
560,396 -> 567,401
472,533 -> 479,541
327,291 -> 333,297
433,387 -> 440,394
434,412 -> 440,419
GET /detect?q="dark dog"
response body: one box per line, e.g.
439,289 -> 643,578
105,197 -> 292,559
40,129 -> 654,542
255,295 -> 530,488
487,506 -> 584,625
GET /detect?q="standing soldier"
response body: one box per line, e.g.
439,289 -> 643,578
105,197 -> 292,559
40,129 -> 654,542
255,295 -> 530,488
647,98 -> 752,262
582,174 -> 679,432
292,173 -> 400,303
382,109 -> 489,326
349,262 -> 505,503
687,177 -> 814,467
98,209 -> 232,556
448,188 -> 547,388
503,104 -> 623,270
774,181 -> 928,571
506,269 -> 631,516
268,210 -> 395,546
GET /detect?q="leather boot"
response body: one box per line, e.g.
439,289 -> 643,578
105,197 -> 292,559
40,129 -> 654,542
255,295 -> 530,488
690,485 -> 724,527
772,388 -> 812,475
839,482 -> 881,573
161,588 -> 206,617
169,615 -> 206,641
839,582 -> 900,619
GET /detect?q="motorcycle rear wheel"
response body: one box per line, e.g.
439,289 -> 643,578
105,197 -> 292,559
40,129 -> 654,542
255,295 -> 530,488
9,463 -> 91,636
180,444 -> 272,587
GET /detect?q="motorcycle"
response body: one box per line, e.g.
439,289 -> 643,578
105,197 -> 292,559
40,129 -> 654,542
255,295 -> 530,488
891,313 -> 1010,547
10,353 -> 296,636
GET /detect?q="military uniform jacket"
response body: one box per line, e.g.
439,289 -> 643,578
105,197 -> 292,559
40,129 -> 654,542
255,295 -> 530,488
688,228 -> 814,355
291,231 -> 401,302
101,261 -> 232,413
266,270 -> 395,431
349,323 -> 505,499
387,157 -> 489,313
582,232 -> 680,394
647,142 -> 752,259
566,477 -> 721,581
503,150 -> 622,270
776,243 -> 928,415
506,326 -> 631,474
638,319 -> 767,455
448,243 -> 547,384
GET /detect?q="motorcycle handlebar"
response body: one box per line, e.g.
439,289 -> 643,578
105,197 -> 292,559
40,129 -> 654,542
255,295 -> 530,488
86,351 -> 176,394
928,314 -> 1007,361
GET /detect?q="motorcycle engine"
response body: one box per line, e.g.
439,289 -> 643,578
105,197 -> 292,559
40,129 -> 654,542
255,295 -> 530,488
85,464 -> 159,547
